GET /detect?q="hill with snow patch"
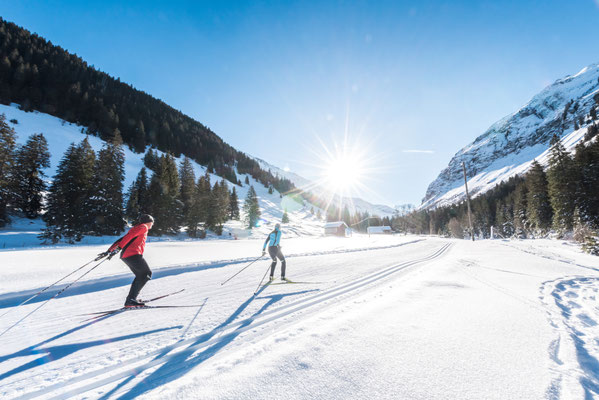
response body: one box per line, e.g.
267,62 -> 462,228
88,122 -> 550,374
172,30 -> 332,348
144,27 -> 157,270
0,104 -> 326,247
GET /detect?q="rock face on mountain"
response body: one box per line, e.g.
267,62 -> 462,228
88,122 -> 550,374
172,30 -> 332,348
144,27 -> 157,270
422,63 -> 599,209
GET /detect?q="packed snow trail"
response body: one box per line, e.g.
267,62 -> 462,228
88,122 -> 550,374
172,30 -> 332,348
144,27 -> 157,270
1,237 -> 599,399
10,242 -> 451,399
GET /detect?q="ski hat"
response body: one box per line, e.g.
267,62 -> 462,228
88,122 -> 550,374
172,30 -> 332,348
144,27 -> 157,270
139,214 -> 154,224
275,223 -> 281,230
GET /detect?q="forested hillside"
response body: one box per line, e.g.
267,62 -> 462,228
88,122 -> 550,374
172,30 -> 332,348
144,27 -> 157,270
0,17 -> 292,193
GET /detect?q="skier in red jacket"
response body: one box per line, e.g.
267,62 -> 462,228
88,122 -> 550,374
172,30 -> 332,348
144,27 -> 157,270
99,214 -> 154,307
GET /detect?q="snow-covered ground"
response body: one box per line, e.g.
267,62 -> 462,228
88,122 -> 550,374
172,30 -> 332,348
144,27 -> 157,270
1,236 -> 598,399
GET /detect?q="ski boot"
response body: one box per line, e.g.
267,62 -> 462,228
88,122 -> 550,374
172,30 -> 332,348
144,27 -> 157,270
124,298 -> 146,307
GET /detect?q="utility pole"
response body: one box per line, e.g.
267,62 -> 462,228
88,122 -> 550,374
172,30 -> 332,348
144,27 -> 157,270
462,162 -> 475,241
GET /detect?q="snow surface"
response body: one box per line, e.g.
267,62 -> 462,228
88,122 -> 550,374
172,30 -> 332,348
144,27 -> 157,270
1,236 -> 599,399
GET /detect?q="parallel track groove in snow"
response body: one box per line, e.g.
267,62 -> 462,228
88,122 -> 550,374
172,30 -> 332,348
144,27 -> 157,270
0,239 -> 424,309
17,243 -> 452,399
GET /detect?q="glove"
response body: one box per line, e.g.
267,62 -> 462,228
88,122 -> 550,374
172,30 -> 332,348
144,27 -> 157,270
96,251 -> 109,261
107,248 -> 120,260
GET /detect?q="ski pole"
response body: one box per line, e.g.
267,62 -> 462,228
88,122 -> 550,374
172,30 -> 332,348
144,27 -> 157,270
221,255 -> 264,286
0,257 -> 109,338
0,253 -> 107,320
253,263 -> 273,296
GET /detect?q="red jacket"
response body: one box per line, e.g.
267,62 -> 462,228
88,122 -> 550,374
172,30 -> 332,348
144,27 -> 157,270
109,223 -> 149,259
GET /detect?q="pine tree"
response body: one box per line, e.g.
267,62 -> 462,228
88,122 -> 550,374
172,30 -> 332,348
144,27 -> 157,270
495,201 -> 506,236
547,134 -> 577,234
188,172 -> 212,237
147,154 -> 180,235
178,157 -> 197,230
244,176 -> 250,185
205,182 -> 219,232
525,161 -> 552,234
206,180 -> 230,234
572,140 -> 599,228
282,209 -> 289,223
42,138 -> 96,242
513,183 -> 528,237
473,198 -> 492,238
218,181 -> 231,224
10,133 -> 51,218
125,167 -> 150,221
143,148 -> 159,172
88,136 -> 125,235
0,114 -> 16,226
243,185 -> 260,229
229,186 -> 240,220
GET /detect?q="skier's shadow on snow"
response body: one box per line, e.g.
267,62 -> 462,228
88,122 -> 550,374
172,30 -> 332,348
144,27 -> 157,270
0,314 -> 181,381
105,287 -> 317,400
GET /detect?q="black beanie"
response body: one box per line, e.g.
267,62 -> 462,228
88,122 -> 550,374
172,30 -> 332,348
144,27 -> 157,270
139,214 -> 154,224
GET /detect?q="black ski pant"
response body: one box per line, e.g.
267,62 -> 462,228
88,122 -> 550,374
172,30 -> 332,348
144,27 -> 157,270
122,254 -> 152,300
268,246 -> 286,278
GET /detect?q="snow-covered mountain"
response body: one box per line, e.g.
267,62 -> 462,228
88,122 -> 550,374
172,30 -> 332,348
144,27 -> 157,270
255,158 -> 396,218
422,63 -> 599,209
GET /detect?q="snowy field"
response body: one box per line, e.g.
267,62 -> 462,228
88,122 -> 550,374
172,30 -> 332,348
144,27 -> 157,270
1,236 -> 599,399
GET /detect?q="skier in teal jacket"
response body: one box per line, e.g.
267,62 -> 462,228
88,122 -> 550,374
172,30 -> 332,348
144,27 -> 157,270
262,223 -> 286,281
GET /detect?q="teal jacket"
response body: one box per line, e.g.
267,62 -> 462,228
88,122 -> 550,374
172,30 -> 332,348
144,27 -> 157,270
263,229 -> 282,250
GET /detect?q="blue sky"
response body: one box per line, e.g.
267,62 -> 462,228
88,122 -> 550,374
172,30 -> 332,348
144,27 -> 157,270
2,0 -> 599,206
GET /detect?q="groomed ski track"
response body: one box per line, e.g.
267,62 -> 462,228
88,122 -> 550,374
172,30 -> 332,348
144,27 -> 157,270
0,236 -> 441,399
20,243 -> 452,399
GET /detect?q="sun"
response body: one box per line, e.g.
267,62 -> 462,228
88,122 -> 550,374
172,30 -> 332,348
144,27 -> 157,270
312,134 -> 374,202
325,154 -> 363,192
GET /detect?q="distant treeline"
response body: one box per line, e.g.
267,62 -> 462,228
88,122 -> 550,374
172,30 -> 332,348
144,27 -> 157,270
0,17 -> 294,195
393,118 -> 599,255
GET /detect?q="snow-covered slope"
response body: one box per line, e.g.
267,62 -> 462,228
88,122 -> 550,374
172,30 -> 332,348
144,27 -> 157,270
422,63 -> 599,209
255,157 -> 396,217
0,104 -> 325,246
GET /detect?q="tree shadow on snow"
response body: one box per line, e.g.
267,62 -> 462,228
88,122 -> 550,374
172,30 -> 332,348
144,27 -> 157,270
0,314 -> 181,381
104,287 -> 317,399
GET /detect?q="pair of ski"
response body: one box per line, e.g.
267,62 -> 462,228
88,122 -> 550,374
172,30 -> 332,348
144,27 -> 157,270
253,278 -> 324,295
80,289 -> 195,321
269,279 -> 322,285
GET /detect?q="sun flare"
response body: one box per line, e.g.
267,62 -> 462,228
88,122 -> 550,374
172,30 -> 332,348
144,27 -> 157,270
325,154 -> 363,191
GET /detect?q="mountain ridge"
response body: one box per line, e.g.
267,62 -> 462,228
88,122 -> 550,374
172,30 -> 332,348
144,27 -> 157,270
422,62 -> 599,209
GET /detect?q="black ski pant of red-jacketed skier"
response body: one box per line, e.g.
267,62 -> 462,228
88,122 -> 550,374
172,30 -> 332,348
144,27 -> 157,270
268,245 -> 286,278
122,255 -> 152,300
